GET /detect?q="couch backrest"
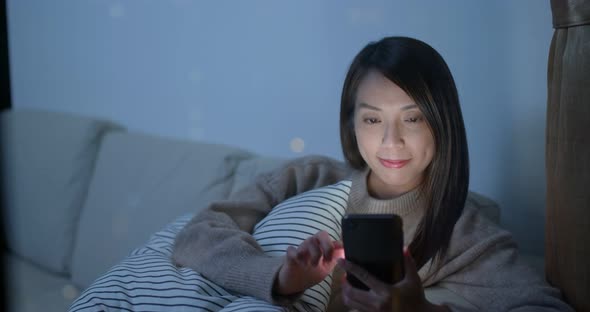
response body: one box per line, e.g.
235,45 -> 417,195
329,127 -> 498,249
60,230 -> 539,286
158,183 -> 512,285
0,109 -> 123,274
69,131 -> 265,288
1,109 -> 503,289
228,156 -> 288,197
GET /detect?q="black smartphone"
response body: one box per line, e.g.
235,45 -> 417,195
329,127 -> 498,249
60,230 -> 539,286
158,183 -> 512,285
341,214 -> 404,290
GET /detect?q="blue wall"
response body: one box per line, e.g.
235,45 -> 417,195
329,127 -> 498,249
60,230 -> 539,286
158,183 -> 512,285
7,0 -> 554,256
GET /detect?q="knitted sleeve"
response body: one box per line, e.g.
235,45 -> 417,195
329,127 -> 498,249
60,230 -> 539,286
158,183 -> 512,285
171,155 -> 351,305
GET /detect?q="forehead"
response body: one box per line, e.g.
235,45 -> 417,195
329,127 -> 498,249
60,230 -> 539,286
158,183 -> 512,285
355,71 -> 415,108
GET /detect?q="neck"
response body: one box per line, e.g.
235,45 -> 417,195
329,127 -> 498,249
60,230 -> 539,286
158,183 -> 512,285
347,168 -> 427,246
348,168 -> 425,216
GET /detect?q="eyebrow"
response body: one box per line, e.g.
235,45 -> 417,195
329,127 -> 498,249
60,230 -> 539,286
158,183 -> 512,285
357,102 -> 418,111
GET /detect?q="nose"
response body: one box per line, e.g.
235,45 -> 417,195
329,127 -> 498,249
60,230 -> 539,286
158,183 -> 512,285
381,124 -> 404,149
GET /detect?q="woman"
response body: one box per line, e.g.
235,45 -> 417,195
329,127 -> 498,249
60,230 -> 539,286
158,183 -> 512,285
173,37 -> 571,311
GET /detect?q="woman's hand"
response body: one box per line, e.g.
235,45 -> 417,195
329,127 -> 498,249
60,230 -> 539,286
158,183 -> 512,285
337,247 -> 450,312
273,230 -> 344,296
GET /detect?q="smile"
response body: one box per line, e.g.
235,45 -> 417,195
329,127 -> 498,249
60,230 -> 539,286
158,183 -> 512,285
378,158 -> 410,169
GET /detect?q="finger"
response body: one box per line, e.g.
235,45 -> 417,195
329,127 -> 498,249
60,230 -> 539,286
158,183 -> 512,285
331,243 -> 345,261
337,259 -> 387,291
307,237 -> 323,266
342,292 -> 371,312
286,246 -> 298,264
341,294 -> 368,312
315,231 -> 334,261
402,247 -> 420,284
295,240 -> 311,265
298,237 -> 321,266
341,277 -> 377,311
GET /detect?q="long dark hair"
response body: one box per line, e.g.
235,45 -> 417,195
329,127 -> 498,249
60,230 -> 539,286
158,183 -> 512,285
340,37 -> 469,268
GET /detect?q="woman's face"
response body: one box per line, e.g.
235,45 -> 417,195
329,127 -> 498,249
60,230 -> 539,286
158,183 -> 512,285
354,71 -> 435,199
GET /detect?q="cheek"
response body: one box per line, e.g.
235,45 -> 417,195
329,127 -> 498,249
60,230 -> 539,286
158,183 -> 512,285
354,128 -> 367,157
355,127 -> 378,154
421,134 -> 436,164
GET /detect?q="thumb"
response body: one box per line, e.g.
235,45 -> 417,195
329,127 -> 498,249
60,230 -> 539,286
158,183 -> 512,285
403,247 -> 420,283
331,245 -> 345,262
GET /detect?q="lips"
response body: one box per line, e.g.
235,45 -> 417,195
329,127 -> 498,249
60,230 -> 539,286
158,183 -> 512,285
378,158 -> 410,169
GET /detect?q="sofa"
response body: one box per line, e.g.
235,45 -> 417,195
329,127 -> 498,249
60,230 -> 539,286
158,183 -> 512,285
0,109 -> 543,311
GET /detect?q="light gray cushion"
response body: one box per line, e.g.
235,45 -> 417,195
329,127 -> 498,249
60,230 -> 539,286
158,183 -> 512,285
68,214 -> 242,312
0,109 -> 123,274
250,180 -> 351,311
70,132 -> 252,288
69,181 -> 351,312
5,252 -> 81,312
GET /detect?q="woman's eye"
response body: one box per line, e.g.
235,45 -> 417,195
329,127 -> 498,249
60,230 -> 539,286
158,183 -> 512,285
364,118 -> 380,124
405,116 -> 421,123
